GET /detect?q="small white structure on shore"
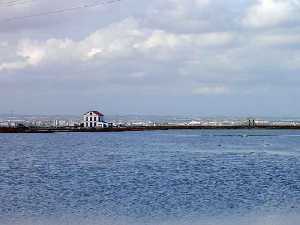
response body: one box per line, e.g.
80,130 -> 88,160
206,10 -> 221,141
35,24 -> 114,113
83,111 -> 108,128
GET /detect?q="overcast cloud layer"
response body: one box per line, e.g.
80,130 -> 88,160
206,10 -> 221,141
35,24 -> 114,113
1,0 -> 300,116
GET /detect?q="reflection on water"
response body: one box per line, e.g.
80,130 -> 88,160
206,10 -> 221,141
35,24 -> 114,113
0,130 -> 300,225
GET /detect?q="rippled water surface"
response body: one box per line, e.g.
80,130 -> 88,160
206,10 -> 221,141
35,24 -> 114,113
0,130 -> 300,225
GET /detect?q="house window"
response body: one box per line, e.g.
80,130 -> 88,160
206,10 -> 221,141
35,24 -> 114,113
94,117 -> 97,121
86,122 -> 88,127
86,117 -> 88,121
90,117 -> 92,121
94,122 -> 97,127
90,122 -> 93,127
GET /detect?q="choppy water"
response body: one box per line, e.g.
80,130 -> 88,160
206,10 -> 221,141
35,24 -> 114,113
0,130 -> 300,225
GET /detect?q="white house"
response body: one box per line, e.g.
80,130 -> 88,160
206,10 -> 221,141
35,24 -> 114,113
83,111 -> 107,128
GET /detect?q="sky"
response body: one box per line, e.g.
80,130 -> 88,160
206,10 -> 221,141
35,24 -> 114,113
1,0 -> 300,116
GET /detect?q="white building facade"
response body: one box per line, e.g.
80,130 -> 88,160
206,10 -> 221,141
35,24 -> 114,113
83,111 -> 107,128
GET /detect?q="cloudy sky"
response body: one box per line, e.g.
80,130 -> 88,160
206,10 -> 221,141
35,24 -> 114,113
1,0 -> 300,116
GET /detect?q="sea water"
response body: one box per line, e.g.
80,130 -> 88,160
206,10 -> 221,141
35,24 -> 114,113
0,130 -> 300,225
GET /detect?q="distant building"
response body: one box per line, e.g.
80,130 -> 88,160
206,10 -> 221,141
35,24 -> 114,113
0,121 -> 9,127
83,111 -> 108,128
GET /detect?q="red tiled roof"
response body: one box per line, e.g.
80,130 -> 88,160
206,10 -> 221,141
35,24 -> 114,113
85,111 -> 104,116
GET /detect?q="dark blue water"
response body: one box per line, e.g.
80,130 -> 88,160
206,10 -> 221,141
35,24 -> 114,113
0,130 -> 300,225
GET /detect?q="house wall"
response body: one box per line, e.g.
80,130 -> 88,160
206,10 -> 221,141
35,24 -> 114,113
83,112 -> 105,128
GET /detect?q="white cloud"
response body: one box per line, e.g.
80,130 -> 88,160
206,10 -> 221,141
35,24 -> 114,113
86,48 -> 103,59
18,40 -> 46,65
254,33 -> 300,46
0,42 -> 8,47
0,18 -> 234,72
192,85 -> 229,95
243,0 -> 294,28
139,30 -> 233,50
287,51 -> 300,69
0,61 -> 27,71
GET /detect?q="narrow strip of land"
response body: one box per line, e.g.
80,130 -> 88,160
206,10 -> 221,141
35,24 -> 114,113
2,125 -> 300,133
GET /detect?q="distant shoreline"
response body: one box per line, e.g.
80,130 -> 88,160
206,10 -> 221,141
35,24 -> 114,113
2,125 -> 300,133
